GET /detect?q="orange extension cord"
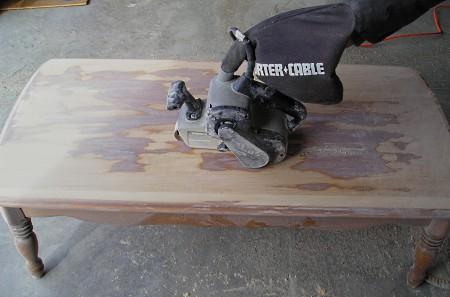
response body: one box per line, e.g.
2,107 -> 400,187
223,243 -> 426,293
360,3 -> 450,47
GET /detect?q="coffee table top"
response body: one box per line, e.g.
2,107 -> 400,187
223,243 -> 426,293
0,59 -> 449,218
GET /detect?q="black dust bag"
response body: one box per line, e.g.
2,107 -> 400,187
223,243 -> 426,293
222,3 -> 355,104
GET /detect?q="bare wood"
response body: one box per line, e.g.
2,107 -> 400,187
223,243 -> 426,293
0,59 -> 449,219
1,207 -> 44,278
407,219 -> 449,288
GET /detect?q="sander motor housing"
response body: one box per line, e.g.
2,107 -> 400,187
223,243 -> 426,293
167,68 -> 306,168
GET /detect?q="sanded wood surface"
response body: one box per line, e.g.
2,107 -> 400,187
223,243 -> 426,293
0,59 -> 449,218
0,0 -> 87,10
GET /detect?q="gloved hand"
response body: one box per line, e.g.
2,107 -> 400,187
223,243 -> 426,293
222,0 -> 443,105
222,3 -> 355,105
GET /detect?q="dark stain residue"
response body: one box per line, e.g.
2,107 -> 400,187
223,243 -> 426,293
196,96 -> 419,174
278,183 -> 411,193
146,141 -> 192,154
295,183 -> 376,192
200,152 -> 255,172
302,218 -> 316,227
74,135 -> 152,172
287,109 -> 421,179
30,66 -> 421,177
288,218 -> 317,228
35,66 -> 214,172
196,100 -> 421,175
391,141 -> 409,151
245,220 -> 270,228
284,101 -> 420,178
395,152 -> 421,164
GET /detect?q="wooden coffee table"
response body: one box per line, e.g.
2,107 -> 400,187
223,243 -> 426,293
1,59 -> 449,287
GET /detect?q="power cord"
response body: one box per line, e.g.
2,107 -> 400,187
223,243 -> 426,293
360,4 -> 450,47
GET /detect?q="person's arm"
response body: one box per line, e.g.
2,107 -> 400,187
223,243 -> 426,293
221,0 -> 444,104
346,0 -> 444,44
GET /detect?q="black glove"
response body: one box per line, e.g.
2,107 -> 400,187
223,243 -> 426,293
222,3 -> 355,105
222,0 -> 444,105
346,0 -> 444,44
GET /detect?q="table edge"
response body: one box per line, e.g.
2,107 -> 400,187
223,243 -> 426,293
1,199 -> 450,219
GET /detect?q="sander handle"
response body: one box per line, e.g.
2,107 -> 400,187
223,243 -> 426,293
225,27 -> 256,80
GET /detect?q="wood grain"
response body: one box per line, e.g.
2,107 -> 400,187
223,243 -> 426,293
0,0 -> 87,10
22,208 -> 428,229
0,59 -> 449,218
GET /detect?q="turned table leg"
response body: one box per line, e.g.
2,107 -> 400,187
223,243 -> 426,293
1,207 -> 44,278
407,219 -> 449,288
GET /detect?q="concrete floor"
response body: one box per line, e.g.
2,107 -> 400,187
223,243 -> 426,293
0,1 -> 449,296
